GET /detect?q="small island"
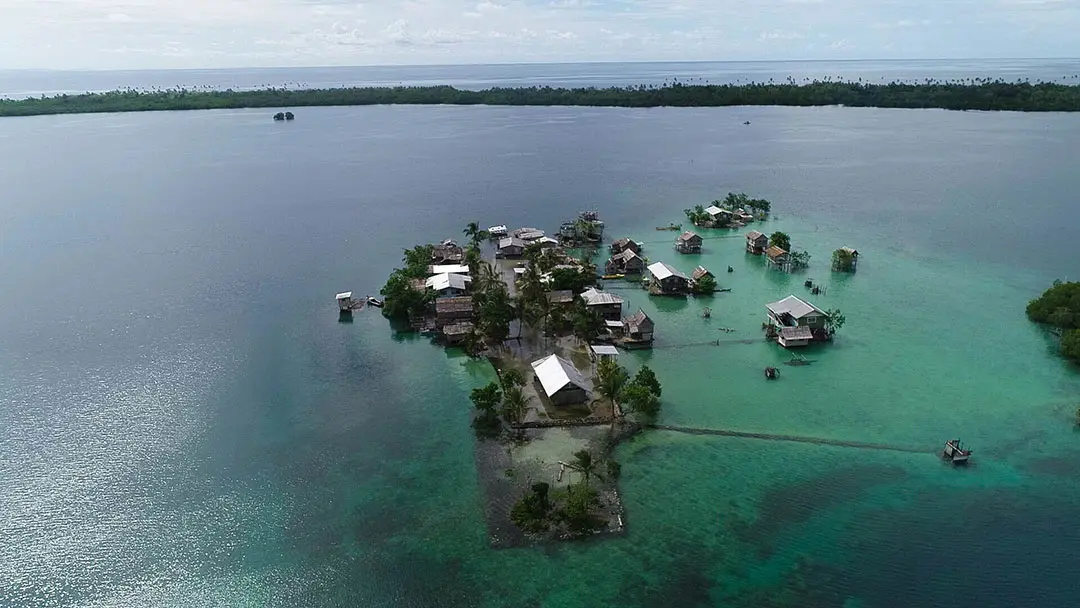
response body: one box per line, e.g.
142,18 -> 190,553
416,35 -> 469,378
7,80 -> 1080,118
376,215 -> 668,545
366,197 -> 860,545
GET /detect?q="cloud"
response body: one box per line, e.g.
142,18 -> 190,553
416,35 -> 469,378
0,0 -> 1077,69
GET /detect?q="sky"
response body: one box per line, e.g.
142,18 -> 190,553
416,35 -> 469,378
2,0 -> 1079,70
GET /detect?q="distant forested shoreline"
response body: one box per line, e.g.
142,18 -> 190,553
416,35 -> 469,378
4,80 -> 1080,117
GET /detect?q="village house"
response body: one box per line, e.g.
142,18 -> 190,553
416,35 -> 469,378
425,272 -> 472,297
610,237 -> 643,255
545,290 -> 575,308
705,205 -> 734,227
512,227 -> 546,242
431,240 -> 464,264
589,344 -> 619,364
497,237 -> 526,258
623,309 -> 655,346
765,246 -> 791,272
745,230 -> 769,254
765,295 -> 828,348
441,322 -> 474,346
675,231 -> 703,254
691,265 -> 714,282
427,264 -> 470,276
579,287 -> 624,321
605,249 -> 645,275
536,236 -> 560,249
647,261 -> 691,295
531,354 -> 592,406
435,296 -> 474,328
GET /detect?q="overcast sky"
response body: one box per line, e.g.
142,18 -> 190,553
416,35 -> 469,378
3,0 -> 1078,70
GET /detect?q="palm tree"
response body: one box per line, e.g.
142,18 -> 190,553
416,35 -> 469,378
570,449 -> 600,487
463,221 -> 488,248
501,385 -> 531,425
596,359 -> 628,420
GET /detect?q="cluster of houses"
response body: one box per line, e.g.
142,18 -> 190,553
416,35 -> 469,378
495,226 -> 560,258
604,238 -> 645,275
704,204 -> 757,228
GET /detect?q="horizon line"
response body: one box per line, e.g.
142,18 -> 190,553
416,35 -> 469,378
3,56 -> 1080,74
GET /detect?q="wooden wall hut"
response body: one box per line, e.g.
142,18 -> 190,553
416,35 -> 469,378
531,354 -> 592,406
605,249 -> 645,274
765,295 -> 828,348
580,287 -> 624,321
765,246 -> 791,272
675,231 -> 703,254
610,237 -> 643,255
623,309 -> 655,346
435,296 -> 474,328
746,230 -> 769,254
647,261 -> 691,295
497,237 -> 526,258
691,266 -> 714,281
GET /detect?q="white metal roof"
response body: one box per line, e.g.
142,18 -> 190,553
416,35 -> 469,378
488,224 -> 507,233
537,236 -> 560,245
336,291 -> 352,300
604,320 -> 625,328
531,354 -> 592,397
705,205 -> 724,216
590,345 -> 619,356
766,295 -> 826,319
429,264 -> 470,276
425,273 -> 472,291
580,287 -> 624,306
647,261 -> 689,281
498,237 -> 525,249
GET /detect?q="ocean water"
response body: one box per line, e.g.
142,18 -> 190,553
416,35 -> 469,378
3,71 -> 1080,606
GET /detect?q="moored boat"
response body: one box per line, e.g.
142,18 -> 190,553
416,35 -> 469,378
366,296 -> 384,308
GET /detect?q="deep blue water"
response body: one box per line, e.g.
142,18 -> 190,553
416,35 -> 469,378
3,62 -> 1080,607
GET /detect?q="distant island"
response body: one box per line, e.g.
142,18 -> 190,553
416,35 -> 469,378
5,80 -> 1080,117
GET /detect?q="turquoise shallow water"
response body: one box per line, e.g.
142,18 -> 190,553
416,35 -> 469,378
2,100 -> 1080,607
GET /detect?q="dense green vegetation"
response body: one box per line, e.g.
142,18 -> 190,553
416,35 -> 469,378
769,232 -> 791,251
379,245 -> 436,322
1026,280 -> 1080,362
832,248 -> 857,272
7,79 -> 1080,118
597,360 -> 663,419
692,274 -> 717,295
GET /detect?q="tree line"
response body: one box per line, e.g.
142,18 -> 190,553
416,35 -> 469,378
1027,280 -> 1080,362
7,79 -> 1080,117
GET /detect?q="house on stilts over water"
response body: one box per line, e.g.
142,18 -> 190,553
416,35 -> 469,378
765,295 -> 829,348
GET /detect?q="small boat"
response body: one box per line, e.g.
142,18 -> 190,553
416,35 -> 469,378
764,366 -> 778,379
942,439 -> 972,464
743,121 -> 751,125
366,296 -> 384,308
655,224 -> 682,231
601,273 -> 625,280
702,307 -> 711,318
727,266 -> 734,273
